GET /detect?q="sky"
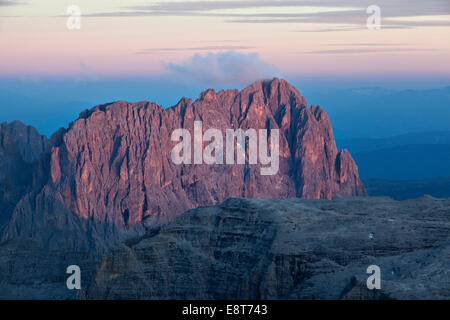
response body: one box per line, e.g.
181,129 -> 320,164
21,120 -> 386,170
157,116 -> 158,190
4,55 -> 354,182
0,0 -> 449,136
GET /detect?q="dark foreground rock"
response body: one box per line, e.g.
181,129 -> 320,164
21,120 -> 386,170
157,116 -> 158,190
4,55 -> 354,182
0,121 -> 48,235
86,196 -> 450,300
0,196 -> 448,299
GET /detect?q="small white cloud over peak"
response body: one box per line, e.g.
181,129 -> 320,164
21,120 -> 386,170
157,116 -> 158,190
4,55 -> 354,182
163,51 -> 280,86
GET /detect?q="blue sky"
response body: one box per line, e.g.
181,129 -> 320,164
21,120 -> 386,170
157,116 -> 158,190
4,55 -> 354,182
0,1 -> 449,137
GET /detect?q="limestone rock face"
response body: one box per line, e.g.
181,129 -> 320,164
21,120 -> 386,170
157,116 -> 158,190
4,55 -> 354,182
1,80 -> 447,300
0,121 -> 48,234
0,196 -> 448,299
87,196 -> 450,300
0,120 -> 48,163
0,239 -> 94,299
4,79 -> 363,238
1,78 -> 365,257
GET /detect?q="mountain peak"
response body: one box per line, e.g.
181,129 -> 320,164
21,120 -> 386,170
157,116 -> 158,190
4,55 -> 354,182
1,80 -> 365,253
199,88 -> 217,101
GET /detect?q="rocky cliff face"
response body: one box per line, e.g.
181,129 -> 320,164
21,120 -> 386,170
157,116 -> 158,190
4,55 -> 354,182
1,196 -> 448,300
87,196 -> 450,300
1,78 -> 365,252
0,121 -> 48,234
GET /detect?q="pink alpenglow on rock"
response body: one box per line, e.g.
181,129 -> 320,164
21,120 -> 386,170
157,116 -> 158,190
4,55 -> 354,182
170,121 -> 280,175
2,78 -> 366,253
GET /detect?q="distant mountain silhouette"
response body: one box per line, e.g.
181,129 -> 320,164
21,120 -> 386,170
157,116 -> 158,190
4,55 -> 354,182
353,144 -> 450,180
347,131 -> 450,200
364,177 -> 450,200
337,131 -> 450,183
337,131 -> 450,153
307,86 -> 450,138
0,78 -> 365,254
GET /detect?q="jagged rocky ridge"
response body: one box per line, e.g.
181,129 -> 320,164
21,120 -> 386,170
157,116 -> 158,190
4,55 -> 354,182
1,78 -> 365,253
0,78 -> 448,299
87,196 -> 449,299
1,196 -> 448,299
0,121 -> 48,235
